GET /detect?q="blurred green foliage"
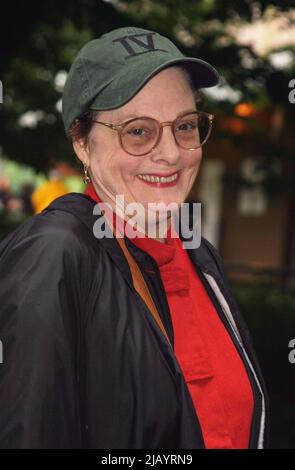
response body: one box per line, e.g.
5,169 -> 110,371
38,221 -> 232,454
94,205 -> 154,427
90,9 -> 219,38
232,282 -> 295,448
2,159 -> 45,193
1,0 -> 294,174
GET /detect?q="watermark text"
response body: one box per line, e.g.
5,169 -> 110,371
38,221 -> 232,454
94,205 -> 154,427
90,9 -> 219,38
288,79 -> 295,104
92,196 -> 201,249
288,338 -> 295,364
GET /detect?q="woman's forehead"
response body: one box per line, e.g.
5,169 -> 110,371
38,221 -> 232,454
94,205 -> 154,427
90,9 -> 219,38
98,67 -> 195,122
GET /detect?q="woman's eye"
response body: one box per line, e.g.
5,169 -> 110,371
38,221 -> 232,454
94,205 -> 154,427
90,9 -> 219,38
176,121 -> 197,132
128,128 -> 147,137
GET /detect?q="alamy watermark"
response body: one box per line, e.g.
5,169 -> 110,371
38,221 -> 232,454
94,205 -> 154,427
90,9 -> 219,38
288,79 -> 295,104
92,196 -> 201,249
0,80 -> 2,104
288,339 -> 295,364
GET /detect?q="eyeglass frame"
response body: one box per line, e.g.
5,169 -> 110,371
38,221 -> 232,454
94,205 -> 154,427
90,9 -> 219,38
90,111 -> 214,156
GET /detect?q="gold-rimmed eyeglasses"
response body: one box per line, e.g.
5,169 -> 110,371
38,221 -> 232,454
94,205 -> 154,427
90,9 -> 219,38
91,111 -> 214,156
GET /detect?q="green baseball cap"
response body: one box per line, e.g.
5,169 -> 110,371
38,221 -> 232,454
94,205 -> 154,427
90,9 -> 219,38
62,26 -> 219,134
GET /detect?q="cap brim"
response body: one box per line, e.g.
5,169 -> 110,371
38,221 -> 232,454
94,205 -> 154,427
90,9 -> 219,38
90,56 -> 219,111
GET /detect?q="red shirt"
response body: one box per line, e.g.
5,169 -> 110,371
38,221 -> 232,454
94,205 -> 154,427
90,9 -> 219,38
84,183 -> 254,448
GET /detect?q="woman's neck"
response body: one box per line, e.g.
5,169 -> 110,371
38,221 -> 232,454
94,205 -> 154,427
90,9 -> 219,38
87,182 -> 169,243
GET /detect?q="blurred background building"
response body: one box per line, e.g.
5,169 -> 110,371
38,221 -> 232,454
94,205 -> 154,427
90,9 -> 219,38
0,0 -> 294,448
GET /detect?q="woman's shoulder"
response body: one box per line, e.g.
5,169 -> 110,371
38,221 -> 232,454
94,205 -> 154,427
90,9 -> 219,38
0,192 -> 98,261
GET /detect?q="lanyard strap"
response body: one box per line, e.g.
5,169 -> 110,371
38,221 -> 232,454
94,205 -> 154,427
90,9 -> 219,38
116,236 -> 172,348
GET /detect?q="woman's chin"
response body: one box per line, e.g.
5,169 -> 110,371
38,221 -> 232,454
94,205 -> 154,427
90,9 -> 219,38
139,190 -> 185,208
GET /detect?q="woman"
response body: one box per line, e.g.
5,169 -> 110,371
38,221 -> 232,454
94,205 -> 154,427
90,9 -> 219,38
0,26 -> 269,449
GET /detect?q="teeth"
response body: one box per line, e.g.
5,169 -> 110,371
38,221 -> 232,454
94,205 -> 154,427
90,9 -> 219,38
138,173 -> 178,183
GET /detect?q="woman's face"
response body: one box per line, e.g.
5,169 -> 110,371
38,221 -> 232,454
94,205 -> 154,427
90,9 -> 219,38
76,67 -> 202,218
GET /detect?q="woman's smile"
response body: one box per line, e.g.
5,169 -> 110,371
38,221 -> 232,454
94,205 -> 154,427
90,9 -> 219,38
136,170 -> 180,187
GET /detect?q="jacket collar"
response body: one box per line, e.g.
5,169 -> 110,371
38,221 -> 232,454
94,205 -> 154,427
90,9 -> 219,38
45,192 -> 221,280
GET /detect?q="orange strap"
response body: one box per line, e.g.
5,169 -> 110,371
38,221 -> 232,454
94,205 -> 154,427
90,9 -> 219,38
116,236 -> 172,348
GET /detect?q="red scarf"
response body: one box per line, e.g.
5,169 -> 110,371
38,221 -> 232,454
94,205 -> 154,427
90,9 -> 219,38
84,181 -> 254,449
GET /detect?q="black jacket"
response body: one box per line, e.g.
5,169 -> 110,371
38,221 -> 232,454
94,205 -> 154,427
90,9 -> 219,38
0,193 -> 269,449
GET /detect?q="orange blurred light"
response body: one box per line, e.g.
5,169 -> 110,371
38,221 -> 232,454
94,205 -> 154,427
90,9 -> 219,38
220,117 -> 247,135
235,102 -> 255,117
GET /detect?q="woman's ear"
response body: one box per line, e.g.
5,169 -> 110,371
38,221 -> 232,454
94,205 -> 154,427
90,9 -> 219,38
72,138 -> 90,167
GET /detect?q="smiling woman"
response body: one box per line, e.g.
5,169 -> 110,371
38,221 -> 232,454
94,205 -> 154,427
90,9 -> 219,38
0,26 -> 269,449
69,66 -> 213,243
72,67 -> 204,237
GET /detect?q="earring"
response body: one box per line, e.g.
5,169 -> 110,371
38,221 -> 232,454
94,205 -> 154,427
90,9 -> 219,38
83,163 -> 91,184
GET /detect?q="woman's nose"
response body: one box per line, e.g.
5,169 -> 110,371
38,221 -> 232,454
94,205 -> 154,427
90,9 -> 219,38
151,125 -> 181,164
